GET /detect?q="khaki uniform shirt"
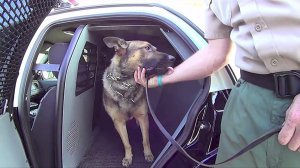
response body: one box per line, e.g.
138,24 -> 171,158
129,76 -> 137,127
204,0 -> 300,74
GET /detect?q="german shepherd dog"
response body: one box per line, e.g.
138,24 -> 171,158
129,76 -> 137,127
102,37 -> 175,167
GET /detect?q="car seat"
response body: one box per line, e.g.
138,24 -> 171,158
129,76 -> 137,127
31,43 -> 69,168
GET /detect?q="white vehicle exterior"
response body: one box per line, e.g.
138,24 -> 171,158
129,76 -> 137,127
1,1 -> 236,168
15,3 -> 234,107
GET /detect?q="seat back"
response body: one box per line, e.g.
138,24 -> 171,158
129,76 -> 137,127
31,43 -> 69,168
48,43 -> 69,78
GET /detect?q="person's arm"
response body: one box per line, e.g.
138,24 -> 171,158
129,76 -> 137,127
134,38 -> 232,87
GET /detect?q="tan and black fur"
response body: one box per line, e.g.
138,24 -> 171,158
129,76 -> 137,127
102,37 -> 175,167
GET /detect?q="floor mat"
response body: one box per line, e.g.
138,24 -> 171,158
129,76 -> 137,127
78,113 -> 166,168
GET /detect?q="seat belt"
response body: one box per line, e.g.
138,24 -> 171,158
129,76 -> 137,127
32,64 -> 60,72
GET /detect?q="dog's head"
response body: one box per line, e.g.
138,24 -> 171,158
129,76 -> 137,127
103,37 -> 175,77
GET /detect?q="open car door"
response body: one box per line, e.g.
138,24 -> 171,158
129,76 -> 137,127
0,0 -> 57,167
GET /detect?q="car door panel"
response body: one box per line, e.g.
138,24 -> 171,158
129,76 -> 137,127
0,113 -> 29,168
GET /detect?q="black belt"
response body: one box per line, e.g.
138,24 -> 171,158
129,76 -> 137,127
240,70 -> 300,98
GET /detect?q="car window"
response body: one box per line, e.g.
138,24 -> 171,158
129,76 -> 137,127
75,42 -> 97,95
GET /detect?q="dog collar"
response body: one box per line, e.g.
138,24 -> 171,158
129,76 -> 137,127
109,84 -> 136,103
106,72 -> 139,103
106,72 -> 128,81
106,72 -> 135,90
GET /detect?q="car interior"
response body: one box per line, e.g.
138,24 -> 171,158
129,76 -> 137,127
28,19 -> 230,168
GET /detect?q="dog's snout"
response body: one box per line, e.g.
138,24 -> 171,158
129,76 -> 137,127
168,55 -> 175,62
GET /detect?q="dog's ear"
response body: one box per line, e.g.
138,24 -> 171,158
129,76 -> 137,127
103,37 -> 128,56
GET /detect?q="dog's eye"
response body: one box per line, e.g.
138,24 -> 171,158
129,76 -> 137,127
145,45 -> 152,51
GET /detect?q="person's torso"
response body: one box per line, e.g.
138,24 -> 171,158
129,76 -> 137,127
210,0 -> 300,74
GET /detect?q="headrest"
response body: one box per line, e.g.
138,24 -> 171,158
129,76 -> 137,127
48,43 -> 69,78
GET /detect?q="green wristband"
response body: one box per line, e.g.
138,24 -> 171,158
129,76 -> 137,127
157,75 -> 163,87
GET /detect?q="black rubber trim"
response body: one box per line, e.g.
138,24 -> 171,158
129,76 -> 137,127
55,25 -> 85,168
17,72 -> 39,168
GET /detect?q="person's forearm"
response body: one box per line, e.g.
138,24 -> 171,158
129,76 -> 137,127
163,38 -> 232,84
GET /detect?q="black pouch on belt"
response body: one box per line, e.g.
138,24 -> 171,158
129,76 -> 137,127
240,70 -> 300,98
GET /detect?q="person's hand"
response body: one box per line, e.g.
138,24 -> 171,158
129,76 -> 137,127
134,67 -> 158,88
278,94 -> 300,151
134,67 -> 174,88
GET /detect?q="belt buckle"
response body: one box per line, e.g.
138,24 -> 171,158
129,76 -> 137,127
273,71 -> 300,98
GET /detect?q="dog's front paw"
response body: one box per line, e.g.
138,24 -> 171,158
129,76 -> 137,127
122,157 -> 132,167
145,153 -> 154,162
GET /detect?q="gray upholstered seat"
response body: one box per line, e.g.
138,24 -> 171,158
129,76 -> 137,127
31,43 -> 69,168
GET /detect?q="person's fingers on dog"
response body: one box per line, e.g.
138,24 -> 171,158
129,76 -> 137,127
134,67 -> 146,87
134,69 -> 139,80
134,70 -> 139,83
136,66 -> 141,81
134,68 -> 141,85
141,68 -> 147,82
138,66 -> 142,80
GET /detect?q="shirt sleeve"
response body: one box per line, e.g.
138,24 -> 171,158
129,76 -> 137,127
204,3 -> 232,40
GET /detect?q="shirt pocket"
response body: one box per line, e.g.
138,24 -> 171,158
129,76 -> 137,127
210,0 -> 232,26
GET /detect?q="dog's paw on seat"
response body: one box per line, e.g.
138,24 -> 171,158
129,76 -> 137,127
122,157 -> 133,167
145,153 -> 154,162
